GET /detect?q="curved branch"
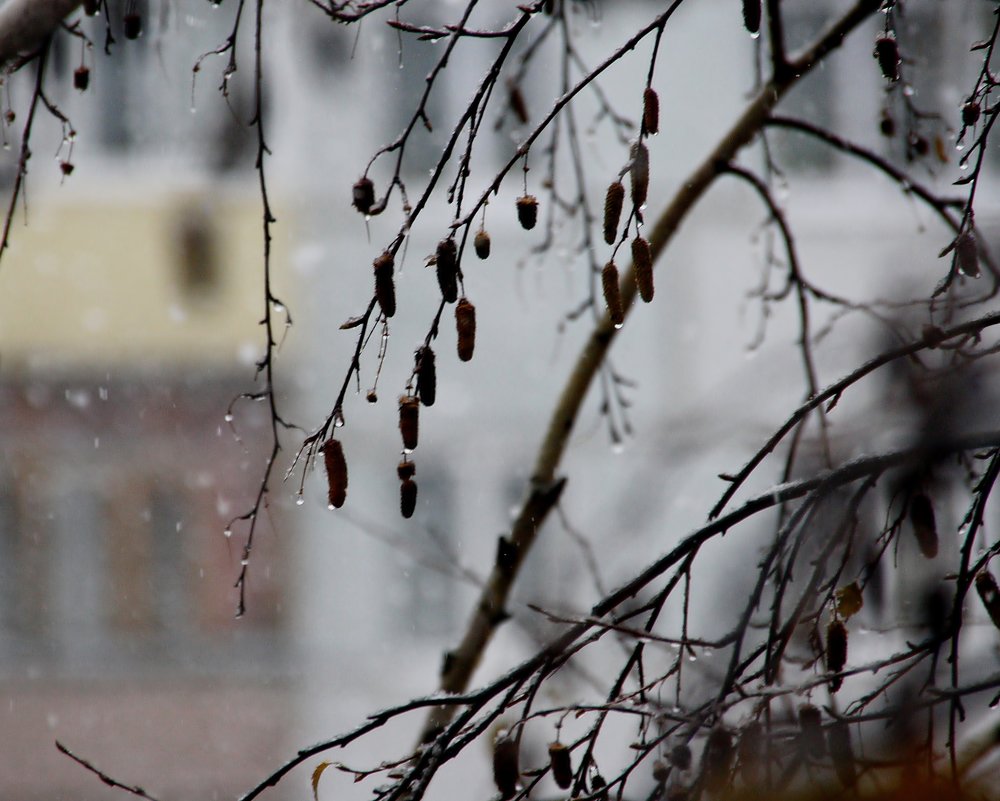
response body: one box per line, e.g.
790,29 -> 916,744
0,0 -> 81,65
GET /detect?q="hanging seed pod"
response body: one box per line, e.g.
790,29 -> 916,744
630,141 -> 649,210
874,35 -> 900,82
879,110 -> 896,138
493,734 -> 520,800
474,228 -> 491,259
737,722 -> 763,786
701,727 -> 733,794
436,238 -> 459,303
603,181 -> 625,245
455,298 -> 477,362
963,101 -> 982,127
909,493 -> 938,559
591,774 -> 609,801
632,237 -> 654,303
826,720 -> 856,788
416,346 -> 437,407
669,744 -> 692,771
123,12 -> 142,39
516,195 -> 538,230
548,742 -> 573,790
602,261 -> 624,327
651,760 -> 669,783
975,572 -> 1000,630
799,705 -> 826,758
742,0 -> 761,34
399,396 -> 419,452
366,390 -> 378,403
826,620 -> 847,692
643,87 -> 660,135
322,438 -> 348,509
353,177 -> 375,214
955,231 -> 980,278
74,66 -> 90,92
373,252 -> 396,318
400,478 -> 417,519
397,460 -> 416,481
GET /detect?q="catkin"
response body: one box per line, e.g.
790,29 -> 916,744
603,182 -> 624,245
909,493 -> 938,559
548,742 -> 573,790
399,396 -> 419,452
353,177 -> 375,214
455,298 -> 477,362
826,620 -> 848,692
630,142 -> 650,210
517,195 -> 538,230
643,87 -> 660,135
373,252 -> 396,318
493,735 -> 520,800
436,238 -> 459,303
400,478 -> 417,519
602,261 -> 624,327
474,228 -> 491,259
742,0 -> 761,34
632,236 -> 654,302
322,438 -> 348,509
416,346 -> 437,407
874,35 -> 900,82
956,231 -> 980,278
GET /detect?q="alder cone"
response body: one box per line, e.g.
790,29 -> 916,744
874,35 -> 900,82
909,492 -> 938,558
455,298 -> 477,362
643,87 -> 659,135
74,67 -> 90,92
826,620 -> 847,692
474,228 -> 491,259
397,460 -> 416,481
416,346 -> 436,407
975,572 -> 1000,630
322,438 -> 348,509
741,0 -> 761,34
399,396 -> 419,452
602,261 -> 624,327
516,195 -> 538,230
547,742 -> 573,790
603,182 -> 624,245
436,238 -> 459,303
400,478 -> 417,519
373,252 -> 396,318
493,735 -> 519,800
630,142 -> 649,210
353,177 -> 375,214
632,236 -> 654,302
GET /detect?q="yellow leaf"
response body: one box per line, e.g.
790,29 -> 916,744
311,761 -> 332,801
835,582 -> 863,619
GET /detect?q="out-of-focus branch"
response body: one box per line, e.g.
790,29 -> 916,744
420,0 -> 882,742
0,0 -> 81,65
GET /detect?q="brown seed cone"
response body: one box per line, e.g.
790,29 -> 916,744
701,727 -> 733,794
436,238 -> 459,303
975,572 -> 1000,630
400,478 -> 417,519
474,228 -> 491,259
956,231 -> 980,278
516,195 -> 538,230
603,182 -> 625,245
416,346 -> 436,407
322,438 -> 348,509
826,720 -> 856,787
602,261 -> 624,327
373,252 -> 396,318
632,236 -> 654,302
742,0 -> 761,34
399,396 -> 419,452
799,705 -> 826,758
630,141 -> 649,210
123,12 -> 142,39
874,35 -> 900,82
548,742 -> 573,790
963,101 -> 981,127
909,492 -> 938,559
353,177 -> 375,214
493,735 -> 520,800
455,298 -> 477,362
397,460 -> 416,481
643,87 -> 660,135
74,67 -> 90,92
826,620 -> 848,692
591,774 -> 609,801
